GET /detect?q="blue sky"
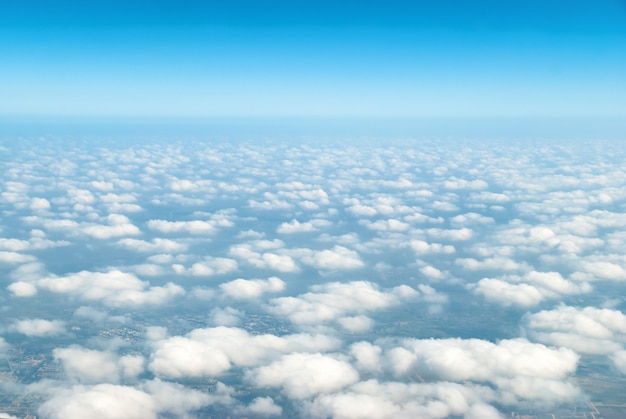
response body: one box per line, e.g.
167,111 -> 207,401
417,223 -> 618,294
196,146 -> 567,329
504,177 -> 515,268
1,0 -> 625,118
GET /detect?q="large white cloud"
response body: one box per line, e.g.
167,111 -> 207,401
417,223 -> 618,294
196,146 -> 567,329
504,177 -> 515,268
382,337 -> 580,405
171,256 -> 240,276
116,238 -> 187,253
277,218 -> 331,234
33,270 -> 184,307
523,305 -> 626,355
29,214 -> 141,240
36,379 -> 234,419
220,276 -> 285,299
268,281 -> 421,327
247,352 -> 359,399
233,396 -> 283,417
147,217 -> 233,235
53,345 -> 144,384
388,337 -> 578,380
148,326 -> 341,379
471,271 -> 592,307
10,319 -> 66,337
292,245 -> 365,270
229,243 -> 300,273
7,281 -> 38,297
0,251 -> 37,264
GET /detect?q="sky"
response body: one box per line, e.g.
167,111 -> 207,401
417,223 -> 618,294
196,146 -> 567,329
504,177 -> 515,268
1,0 -> 625,118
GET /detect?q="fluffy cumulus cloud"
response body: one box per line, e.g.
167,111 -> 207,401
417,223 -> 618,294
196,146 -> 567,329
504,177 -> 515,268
277,218 -> 332,234
268,281 -> 420,328
410,239 -> 455,255
0,251 -> 37,264
37,384 -> 157,419
233,397 -> 283,417
7,281 -> 37,297
305,380 -> 503,419
53,345 -> 144,384
229,243 -> 300,273
147,214 -> 234,235
148,326 -> 341,379
382,337 -> 581,405
471,271 -> 592,307
293,245 -> 365,270
0,233 -> 69,252
175,256 -> 240,276
219,276 -> 285,299
10,319 -> 66,337
22,213 -> 141,240
523,305 -> 626,355
36,379 -> 234,419
209,306 -> 243,326
247,352 -> 360,399
116,238 -> 187,253
32,270 -> 184,307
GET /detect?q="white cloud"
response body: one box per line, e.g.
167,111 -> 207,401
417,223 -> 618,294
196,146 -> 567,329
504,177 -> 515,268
443,178 -> 488,190
471,271 -> 591,307
116,238 -> 187,253
187,257 -> 238,276
420,265 -> 446,280
229,244 -> 300,273
38,384 -> 157,419
611,350 -> 626,374
456,257 -> 531,273
81,214 -> 141,239
350,342 -> 382,373
209,307 -> 243,326
73,306 -> 124,323
391,337 -> 578,381
36,270 -> 184,307
33,214 -> 141,240
450,212 -> 494,225
524,305 -> 626,355
268,281 -> 420,327
220,277 -> 285,299
10,319 -> 65,337
305,379 -> 501,419
53,345 -> 144,384
36,379 -> 234,419
30,197 -> 51,211
7,281 -> 37,297
296,245 -> 365,270
0,251 -> 37,264
148,219 -> 214,234
148,327 -> 341,379
426,228 -> 473,241
233,397 -> 283,418
363,219 -> 410,232
277,218 -> 331,234
472,279 -> 544,307
579,260 -> 626,281
247,352 -> 359,399
410,240 -> 455,255
2,234 -> 70,251
337,315 -> 375,333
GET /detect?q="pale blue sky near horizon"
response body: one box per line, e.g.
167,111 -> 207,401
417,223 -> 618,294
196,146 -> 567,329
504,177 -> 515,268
1,0 -> 625,119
